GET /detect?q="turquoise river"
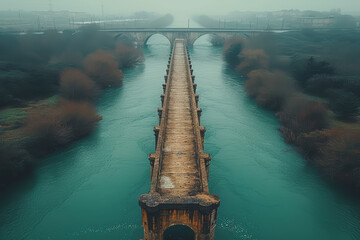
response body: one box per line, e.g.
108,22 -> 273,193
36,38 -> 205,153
1,35 -> 360,240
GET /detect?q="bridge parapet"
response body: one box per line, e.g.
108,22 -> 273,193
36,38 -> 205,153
139,39 -> 220,240
111,29 -> 251,46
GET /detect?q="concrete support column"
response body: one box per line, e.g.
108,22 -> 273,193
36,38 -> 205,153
200,126 -> 206,149
195,94 -> 199,107
154,126 -> 160,149
158,108 -> 163,124
197,108 -> 202,125
204,154 -> 211,181
160,94 -> 165,106
193,83 -> 197,93
162,83 -> 167,93
164,75 -> 168,83
192,75 -> 195,83
148,153 -> 157,178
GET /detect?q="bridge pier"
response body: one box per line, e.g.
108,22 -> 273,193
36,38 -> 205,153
140,194 -> 219,240
158,108 -> 163,124
197,108 -> 202,125
195,94 -> 199,107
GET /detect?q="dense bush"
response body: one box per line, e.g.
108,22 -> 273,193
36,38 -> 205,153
25,99 -> 101,156
328,90 -> 360,121
0,142 -> 33,189
291,57 -> 335,88
245,70 -> 295,111
69,24 -> 115,55
319,130 -> 360,188
84,50 -> 124,88
115,43 -> 144,68
277,95 -> 328,143
236,49 -> 269,75
223,39 -> 243,67
0,62 -> 59,106
210,35 -> 225,46
60,68 -> 99,102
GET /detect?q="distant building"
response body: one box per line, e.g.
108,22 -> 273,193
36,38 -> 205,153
297,16 -> 335,28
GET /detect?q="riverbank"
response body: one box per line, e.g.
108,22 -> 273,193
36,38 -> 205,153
223,29 -> 360,197
0,26 -> 144,191
1,35 -> 360,240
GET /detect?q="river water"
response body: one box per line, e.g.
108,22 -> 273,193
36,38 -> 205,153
1,35 -> 360,240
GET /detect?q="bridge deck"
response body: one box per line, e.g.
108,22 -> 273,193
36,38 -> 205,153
139,39 -> 220,240
159,41 -> 200,197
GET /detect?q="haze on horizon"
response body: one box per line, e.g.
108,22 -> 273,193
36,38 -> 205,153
1,0 -> 360,16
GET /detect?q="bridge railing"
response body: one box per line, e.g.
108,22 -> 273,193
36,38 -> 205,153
149,43 -> 176,193
183,45 -> 210,193
149,39 -> 211,194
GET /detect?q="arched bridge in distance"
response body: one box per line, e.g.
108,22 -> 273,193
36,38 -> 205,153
139,39 -> 220,240
101,28 -> 296,46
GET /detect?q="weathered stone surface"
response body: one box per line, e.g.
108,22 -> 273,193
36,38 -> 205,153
139,39 -> 219,240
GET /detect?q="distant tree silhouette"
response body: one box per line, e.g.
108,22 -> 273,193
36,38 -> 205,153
223,39 -> 243,67
328,90 -> 360,121
292,57 -> 335,88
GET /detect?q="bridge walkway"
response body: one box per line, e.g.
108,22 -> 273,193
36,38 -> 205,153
139,39 -> 219,240
159,41 -> 200,196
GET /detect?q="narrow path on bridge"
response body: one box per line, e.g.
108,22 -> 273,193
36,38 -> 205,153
159,41 -> 200,196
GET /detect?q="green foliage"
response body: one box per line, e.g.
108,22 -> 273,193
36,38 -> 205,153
0,142 -> 33,189
42,95 -> 59,105
0,109 -> 27,128
328,90 -> 360,121
223,40 -> 243,67
291,56 -> 335,88
0,62 -> 59,107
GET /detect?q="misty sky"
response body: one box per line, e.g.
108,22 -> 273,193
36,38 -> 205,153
1,0 -> 360,15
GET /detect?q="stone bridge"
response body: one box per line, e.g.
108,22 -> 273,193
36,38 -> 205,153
139,39 -> 220,240
101,28 -> 277,45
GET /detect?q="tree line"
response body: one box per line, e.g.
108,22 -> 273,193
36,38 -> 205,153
0,25 -> 144,190
223,29 -> 360,197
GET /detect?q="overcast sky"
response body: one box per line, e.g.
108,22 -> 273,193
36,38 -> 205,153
1,0 -> 360,15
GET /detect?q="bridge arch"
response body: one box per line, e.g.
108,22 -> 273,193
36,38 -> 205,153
192,33 -> 224,46
163,224 -> 195,240
114,33 -> 136,43
189,32 -> 249,46
144,33 -> 171,45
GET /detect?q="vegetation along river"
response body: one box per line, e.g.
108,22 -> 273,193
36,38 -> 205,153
1,35 -> 360,240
